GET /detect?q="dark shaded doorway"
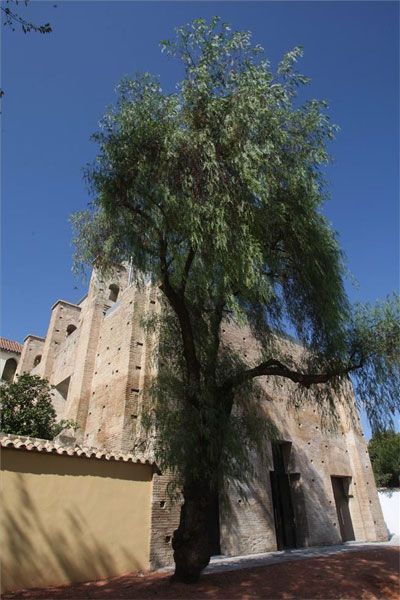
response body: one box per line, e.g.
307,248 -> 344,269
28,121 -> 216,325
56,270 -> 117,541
270,442 -> 297,550
207,492 -> 221,555
331,476 -> 355,542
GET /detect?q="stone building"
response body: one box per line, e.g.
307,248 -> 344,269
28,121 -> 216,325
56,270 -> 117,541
16,265 -> 388,568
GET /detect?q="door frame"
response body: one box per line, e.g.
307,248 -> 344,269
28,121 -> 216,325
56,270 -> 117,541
331,475 -> 355,542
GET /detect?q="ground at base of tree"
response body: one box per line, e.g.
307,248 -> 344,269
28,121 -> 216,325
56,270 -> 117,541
4,547 -> 399,600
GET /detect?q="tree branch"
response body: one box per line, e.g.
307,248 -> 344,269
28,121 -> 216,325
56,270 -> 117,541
158,237 -> 201,392
1,2 -> 51,34
221,357 -> 364,393
209,299 -> 225,374
115,196 -> 161,234
180,247 -> 195,294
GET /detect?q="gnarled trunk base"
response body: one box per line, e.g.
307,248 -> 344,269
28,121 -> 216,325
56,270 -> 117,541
171,482 -> 213,583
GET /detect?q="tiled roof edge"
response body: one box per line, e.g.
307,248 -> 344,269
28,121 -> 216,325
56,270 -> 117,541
0,433 -> 155,466
0,337 -> 23,354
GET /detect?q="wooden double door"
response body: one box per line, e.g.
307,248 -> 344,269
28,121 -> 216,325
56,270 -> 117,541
270,442 -> 309,550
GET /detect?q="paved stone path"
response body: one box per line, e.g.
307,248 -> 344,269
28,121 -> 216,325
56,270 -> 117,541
4,541 -> 399,599
200,536 -> 400,575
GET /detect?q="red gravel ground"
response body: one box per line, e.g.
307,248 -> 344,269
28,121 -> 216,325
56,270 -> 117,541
4,547 -> 400,600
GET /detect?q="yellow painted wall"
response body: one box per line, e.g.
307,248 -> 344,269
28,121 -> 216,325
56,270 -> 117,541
1,449 -> 153,593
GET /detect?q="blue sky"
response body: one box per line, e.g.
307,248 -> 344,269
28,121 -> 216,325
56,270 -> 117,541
1,2 -> 399,434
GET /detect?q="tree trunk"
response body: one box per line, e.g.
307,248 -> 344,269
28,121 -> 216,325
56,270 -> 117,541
171,480 -> 214,583
171,389 -> 232,583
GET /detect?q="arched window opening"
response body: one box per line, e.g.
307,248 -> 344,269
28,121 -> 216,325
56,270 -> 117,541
108,284 -> 120,303
66,324 -> 77,337
2,358 -> 18,382
33,355 -> 42,367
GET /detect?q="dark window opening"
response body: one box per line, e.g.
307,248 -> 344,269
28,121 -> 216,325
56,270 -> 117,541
55,376 -> 71,402
66,324 -> 77,337
108,284 -> 120,302
33,355 -> 42,367
1,358 -> 18,382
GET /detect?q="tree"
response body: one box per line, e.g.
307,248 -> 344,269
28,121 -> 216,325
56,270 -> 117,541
369,430 -> 400,488
0,373 -> 76,440
72,17 -> 400,582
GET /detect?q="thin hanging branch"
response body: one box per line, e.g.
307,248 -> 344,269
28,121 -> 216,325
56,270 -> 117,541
1,0 -> 52,34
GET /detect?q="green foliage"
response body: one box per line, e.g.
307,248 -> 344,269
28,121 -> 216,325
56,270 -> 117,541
142,303 -> 278,492
0,374 -> 78,440
368,430 -> 400,488
347,296 -> 400,432
73,17 -> 346,351
72,17 -> 399,488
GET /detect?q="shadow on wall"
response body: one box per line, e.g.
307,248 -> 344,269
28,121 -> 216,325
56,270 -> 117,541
221,426 -> 343,554
1,472 -> 141,593
286,441 -> 342,546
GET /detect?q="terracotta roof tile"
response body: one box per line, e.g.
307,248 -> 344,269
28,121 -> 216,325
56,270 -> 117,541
0,433 -> 156,466
0,337 -> 23,354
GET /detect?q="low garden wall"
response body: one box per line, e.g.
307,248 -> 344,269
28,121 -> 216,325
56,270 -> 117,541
378,488 -> 400,537
0,435 -> 154,593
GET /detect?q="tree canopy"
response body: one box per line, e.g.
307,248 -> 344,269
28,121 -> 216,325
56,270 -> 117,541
0,373 -> 76,440
369,430 -> 400,488
72,17 -> 400,581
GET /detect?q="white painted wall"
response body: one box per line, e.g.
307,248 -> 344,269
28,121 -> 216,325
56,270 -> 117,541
378,489 -> 400,536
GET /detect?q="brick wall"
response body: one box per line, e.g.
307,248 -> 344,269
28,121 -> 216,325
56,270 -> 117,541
20,269 -> 387,568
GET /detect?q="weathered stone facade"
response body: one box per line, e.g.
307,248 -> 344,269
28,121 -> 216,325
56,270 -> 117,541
17,265 -> 388,569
